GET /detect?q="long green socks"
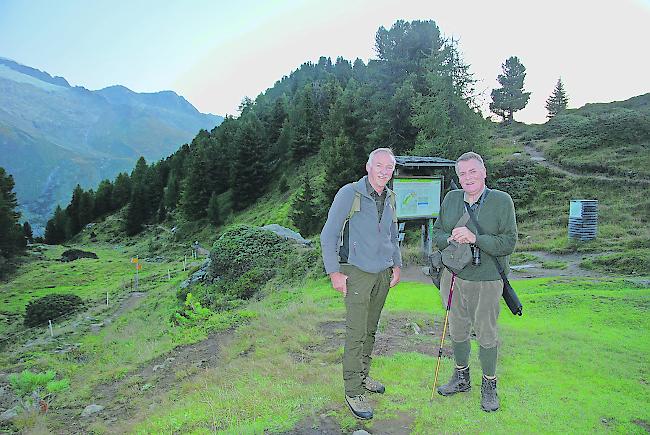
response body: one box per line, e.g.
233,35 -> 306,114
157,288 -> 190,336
452,340 -> 498,377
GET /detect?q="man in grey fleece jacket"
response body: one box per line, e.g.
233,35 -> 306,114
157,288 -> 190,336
321,148 -> 402,420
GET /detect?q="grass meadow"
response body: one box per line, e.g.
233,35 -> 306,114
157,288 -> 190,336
124,277 -> 650,434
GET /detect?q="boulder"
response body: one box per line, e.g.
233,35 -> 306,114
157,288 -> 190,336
261,224 -> 311,246
81,404 -> 104,418
61,249 -> 98,262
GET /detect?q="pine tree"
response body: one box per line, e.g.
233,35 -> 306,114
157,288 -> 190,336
0,168 -> 23,262
44,205 -> 68,244
545,78 -> 569,119
94,179 -> 114,216
23,221 -> 33,244
124,187 -> 147,236
163,171 -> 180,210
231,113 -> 269,211
112,172 -> 131,210
207,192 -> 221,227
66,184 -> 84,235
290,177 -> 319,236
490,56 -> 531,123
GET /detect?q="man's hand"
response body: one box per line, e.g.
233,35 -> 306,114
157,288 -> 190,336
451,226 -> 476,244
390,266 -> 401,288
329,272 -> 348,296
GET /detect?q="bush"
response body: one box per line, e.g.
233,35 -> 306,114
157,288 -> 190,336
24,293 -> 84,326
209,225 -> 292,281
8,370 -> 69,411
489,158 -> 539,207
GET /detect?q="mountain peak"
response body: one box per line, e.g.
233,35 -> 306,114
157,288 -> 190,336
0,57 -> 70,88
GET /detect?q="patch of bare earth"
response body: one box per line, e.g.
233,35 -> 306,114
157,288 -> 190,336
279,409 -> 414,435
49,330 -> 232,433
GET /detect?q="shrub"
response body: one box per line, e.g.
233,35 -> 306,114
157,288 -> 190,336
24,293 -> 84,326
489,158 -> 539,206
8,370 -> 69,410
209,225 -> 292,281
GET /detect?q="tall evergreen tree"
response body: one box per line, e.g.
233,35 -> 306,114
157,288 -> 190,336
207,192 -> 221,227
112,172 -> 132,210
94,179 -> 114,216
0,168 -> 25,264
124,186 -> 147,236
231,113 -> 269,210
411,43 -> 486,159
79,190 -> 95,228
65,185 -> 84,236
489,56 -> 531,123
163,171 -> 180,211
545,78 -> 569,119
44,205 -> 67,245
290,84 -> 322,160
180,145 -> 211,220
290,177 -> 319,236
23,221 -> 33,244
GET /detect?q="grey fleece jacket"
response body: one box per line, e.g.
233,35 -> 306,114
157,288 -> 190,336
321,176 -> 402,274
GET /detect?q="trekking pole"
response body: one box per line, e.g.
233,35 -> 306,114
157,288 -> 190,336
430,271 -> 456,401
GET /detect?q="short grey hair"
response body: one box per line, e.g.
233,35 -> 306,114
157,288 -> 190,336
455,151 -> 485,173
367,148 -> 396,166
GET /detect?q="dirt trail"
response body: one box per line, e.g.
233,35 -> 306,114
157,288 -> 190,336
523,143 -> 650,186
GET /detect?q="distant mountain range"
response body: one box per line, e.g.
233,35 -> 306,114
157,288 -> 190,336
0,57 -> 223,234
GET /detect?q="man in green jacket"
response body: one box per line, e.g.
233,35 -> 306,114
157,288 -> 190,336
432,151 -> 517,412
320,148 -> 402,420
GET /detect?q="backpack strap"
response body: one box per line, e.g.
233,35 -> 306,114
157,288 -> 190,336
339,191 -> 361,247
387,188 -> 398,224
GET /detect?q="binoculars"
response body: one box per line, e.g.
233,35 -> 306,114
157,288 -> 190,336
470,244 -> 481,266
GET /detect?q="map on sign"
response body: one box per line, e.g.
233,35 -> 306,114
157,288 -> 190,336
392,177 -> 442,219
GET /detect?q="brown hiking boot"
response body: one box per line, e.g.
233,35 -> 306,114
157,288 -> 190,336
345,394 -> 373,420
481,376 -> 500,412
437,366 -> 471,396
363,376 -> 385,394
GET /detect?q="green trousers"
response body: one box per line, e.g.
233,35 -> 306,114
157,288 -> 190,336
341,264 -> 391,396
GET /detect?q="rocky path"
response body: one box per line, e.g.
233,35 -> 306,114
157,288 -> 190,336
522,143 -> 650,186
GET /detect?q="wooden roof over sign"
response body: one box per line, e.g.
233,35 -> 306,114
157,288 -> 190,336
395,156 -> 456,168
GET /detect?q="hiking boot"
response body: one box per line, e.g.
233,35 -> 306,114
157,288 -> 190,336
481,376 -> 500,412
437,366 -> 471,396
345,394 -> 373,420
363,376 -> 385,394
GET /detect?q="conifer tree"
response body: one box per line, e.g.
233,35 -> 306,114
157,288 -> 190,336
291,177 -> 319,236
0,168 -> 25,263
45,205 -> 68,244
545,78 -> 569,119
180,145 -> 210,220
490,56 -> 531,123
66,185 -> 84,235
207,192 -> 221,227
112,172 -> 131,210
290,84 -> 322,160
23,221 -> 33,244
124,186 -> 147,236
231,113 -> 268,210
163,171 -> 180,211
94,179 -> 114,216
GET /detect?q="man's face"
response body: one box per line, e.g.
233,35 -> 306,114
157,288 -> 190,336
456,158 -> 486,197
366,152 -> 395,191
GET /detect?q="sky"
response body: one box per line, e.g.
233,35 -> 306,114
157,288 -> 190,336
1,0 -> 648,124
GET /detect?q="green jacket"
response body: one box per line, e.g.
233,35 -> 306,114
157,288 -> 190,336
432,188 -> 517,281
